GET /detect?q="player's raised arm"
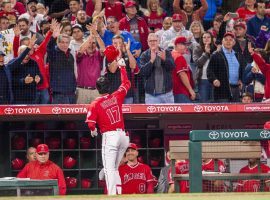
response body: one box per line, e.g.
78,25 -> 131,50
118,60 -> 131,92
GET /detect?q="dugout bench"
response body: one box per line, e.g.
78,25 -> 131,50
169,129 -> 270,193
0,178 -> 58,196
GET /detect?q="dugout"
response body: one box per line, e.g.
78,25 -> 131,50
0,103 -> 269,194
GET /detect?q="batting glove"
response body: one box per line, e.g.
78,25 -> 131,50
91,128 -> 98,137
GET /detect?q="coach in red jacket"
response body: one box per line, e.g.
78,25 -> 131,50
119,1 -> 149,51
17,144 -> 66,195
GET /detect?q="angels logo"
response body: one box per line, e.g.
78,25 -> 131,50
4,107 -> 14,115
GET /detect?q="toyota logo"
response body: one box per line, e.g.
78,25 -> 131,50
147,106 -> 156,113
209,131 -> 220,140
260,130 -> 270,139
194,105 -> 203,112
4,108 -> 14,115
52,107 -> 62,114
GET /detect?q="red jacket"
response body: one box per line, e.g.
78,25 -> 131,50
13,31 -> 52,90
119,15 -> 149,51
252,53 -> 270,99
17,160 -> 66,195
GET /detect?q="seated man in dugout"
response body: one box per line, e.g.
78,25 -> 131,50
202,158 -> 226,192
236,158 -> 270,192
17,144 -> 66,195
26,146 -> 36,162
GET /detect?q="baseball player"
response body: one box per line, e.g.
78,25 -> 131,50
119,143 -> 157,194
236,158 -> 270,192
168,159 -> 190,193
202,159 -> 226,192
26,146 -> 36,162
86,45 -> 131,195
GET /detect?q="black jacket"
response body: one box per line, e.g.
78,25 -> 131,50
207,49 -> 246,100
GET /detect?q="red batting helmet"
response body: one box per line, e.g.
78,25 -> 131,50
150,157 -> 160,167
81,178 -> 92,188
63,156 -> 77,168
80,136 -> 91,149
65,177 -> 78,188
149,137 -> 161,148
11,158 -> 25,170
65,138 -> 77,149
31,137 -> 42,148
264,121 -> 270,130
12,135 -> 26,150
47,137 -> 61,149
104,45 -> 119,62
130,134 -> 142,148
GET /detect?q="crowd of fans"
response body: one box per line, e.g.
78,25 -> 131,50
0,0 -> 270,105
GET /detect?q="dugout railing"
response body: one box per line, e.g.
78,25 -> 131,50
170,129 -> 270,193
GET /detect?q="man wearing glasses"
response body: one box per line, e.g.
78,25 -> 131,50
17,144 -> 66,195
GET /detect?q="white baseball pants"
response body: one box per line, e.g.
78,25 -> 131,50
102,130 -> 129,195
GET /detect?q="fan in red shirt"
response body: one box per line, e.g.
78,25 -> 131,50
236,158 -> 270,192
17,144 -> 66,195
168,159 -> 190,193
86,45 -> 131,195
202,159 -> 226,192
119,143 -> 157,194
236,0 -> 256,21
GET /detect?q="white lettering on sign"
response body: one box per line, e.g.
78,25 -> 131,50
194,105 -> 229,112
147,106 -> 182,113
209,131 -> 249,140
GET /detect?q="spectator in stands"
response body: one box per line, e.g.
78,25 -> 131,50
236,158 -> 270,192
76,24 -> 105,104
243,61 -> 265,102
172,36 -> 195,103
255,40 -> 270,63
13,20 -> 55,104
155,17 -> 172,40
143,0 -> 166,32
160,14 -> 196,50
36,3 -> 48,16
119,1 -> 149,51
119,143 -> 157,194
203,0 -> 222,30
173,0 -> 208,29
0,16 -> 10,31
17,144 -> 66,195
0,0 -> 17,25
193,31 -> 216,103
65,0 -> 80,25
140,33 -> 175,104
106,35 -> 137,104
10,0 -> 26,16
249,46 -> 270,102
157,151 -> 171,193
19,0 -> 45,33
168,159 -> 189,193
26,146 -> 36,162
189,20 -> 204,43
208,15 -> 223,41
99,16 -> 141,58
255,26 -> 270,49
60,20 -> 72,36
12,35 -> 43,104
47,22 -> 76,104
39,19 -> 50,36
207,32 -> 246,102
76,9 -> 91,34
94,0 -> 125,21
48,0 -> 70,21
70,24 -> 85,78
202,158 -> 226,192
161,0 -> 173,17
18,18 -> 44,44
237,0 -> 256,21
247,0 -> 270,38
241,92 -> 253,103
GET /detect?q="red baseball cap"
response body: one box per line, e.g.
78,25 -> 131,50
174,36 -> 191,45
264,121 -> 270,130
125,1 -> 136,8
234,22 -> 246,30
128,143 -> 138,150
37,144 -> 49,153
172,14 -> 182,22
224,32 -> 235,39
